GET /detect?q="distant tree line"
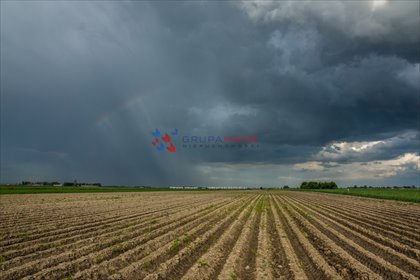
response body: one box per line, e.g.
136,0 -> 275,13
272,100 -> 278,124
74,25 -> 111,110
300,181 -> 338,189
21,181 -> 60,186
63,182 -> 102,187
21,181 -> 101,187
350,185 -> 417,189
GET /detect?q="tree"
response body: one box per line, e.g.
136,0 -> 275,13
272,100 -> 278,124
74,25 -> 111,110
300,181 -> 338,189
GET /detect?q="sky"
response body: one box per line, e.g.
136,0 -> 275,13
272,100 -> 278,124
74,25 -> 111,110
1,0 -> 419,187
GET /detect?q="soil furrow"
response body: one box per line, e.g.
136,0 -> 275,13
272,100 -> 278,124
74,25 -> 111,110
279,195 -> 418,280
289,194 -> 419,241
0,191 -> 417,280
178,197 -> 259,280
289,192 -> 420,228
0,198 -> 231,271
278,196 -> 382,279
1,196 -> 250,280
0,196 -> 213,247
267,195 -> 305,280
112,195 -> 259,280
288,195 -> 420,263
272,195 -> 339,280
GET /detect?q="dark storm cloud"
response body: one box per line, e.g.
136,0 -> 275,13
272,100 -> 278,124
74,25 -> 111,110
1,1 -> 419,186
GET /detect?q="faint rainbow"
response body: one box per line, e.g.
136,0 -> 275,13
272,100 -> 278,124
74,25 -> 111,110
94,94 -> 149,128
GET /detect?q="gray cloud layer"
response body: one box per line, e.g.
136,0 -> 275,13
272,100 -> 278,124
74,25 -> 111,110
1,1 -> 419,186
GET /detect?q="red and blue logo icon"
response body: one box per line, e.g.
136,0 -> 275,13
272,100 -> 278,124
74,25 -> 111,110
151,128 -> 178,153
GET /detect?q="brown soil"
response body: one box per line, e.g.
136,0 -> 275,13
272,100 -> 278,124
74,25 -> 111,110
0,191 -> 418,280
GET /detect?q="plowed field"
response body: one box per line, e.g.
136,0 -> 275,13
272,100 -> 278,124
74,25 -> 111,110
0,191 -> 419,279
